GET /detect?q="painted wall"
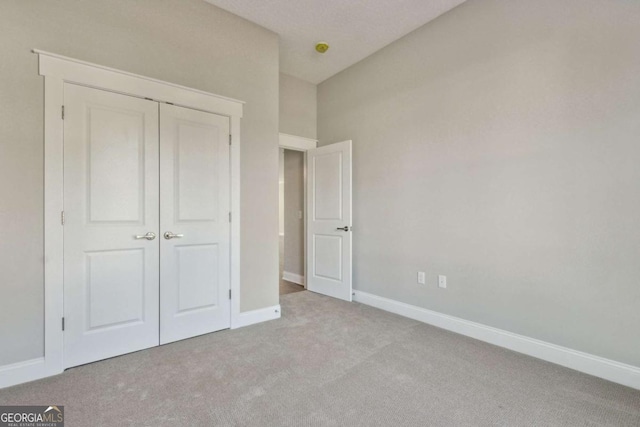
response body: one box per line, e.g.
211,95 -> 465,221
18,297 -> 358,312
283,150 -> 305,277
0,0 -> 279,366
318,0 -> 640,366
279,73 -> 317,139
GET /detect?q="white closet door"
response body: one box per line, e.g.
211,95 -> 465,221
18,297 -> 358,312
63,84 -> 160,368
159,104 -> 231,344
306,140 -> 353,301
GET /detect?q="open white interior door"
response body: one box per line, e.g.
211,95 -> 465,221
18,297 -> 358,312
306,140 -> 352,301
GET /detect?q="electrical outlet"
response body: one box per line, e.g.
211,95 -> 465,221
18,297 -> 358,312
417,271 -> 426,285
298,210 -> 303,219
438,275 -> 447,289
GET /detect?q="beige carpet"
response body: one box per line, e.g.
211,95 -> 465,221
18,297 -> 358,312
280,279 -> 304,295
1,291 -> 639,426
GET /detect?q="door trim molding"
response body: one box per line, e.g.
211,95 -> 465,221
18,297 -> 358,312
34,49 -> 244,116
279,133 -> 317,152
0,50 -> 244,390
354,290 -> 640,390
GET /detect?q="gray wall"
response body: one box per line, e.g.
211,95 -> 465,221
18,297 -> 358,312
283,150 -> 305,277
0,0 -> 279,366
318,0 -> 640,366
279,73 -> 317,139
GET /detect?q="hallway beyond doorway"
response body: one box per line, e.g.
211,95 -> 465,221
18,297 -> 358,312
280,236 -> 304,295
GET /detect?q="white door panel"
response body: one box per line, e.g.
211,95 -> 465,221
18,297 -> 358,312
63,84 -> 160,368
159,104 -> 231,344
313,234 -> 343,281
307,141 -> 352,301
313,152 -> 343,220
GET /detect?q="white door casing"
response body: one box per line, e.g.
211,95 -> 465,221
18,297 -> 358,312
278,133 -> 318,289
63,84 -> 160,368
306,140 -> 353,301
63,87 -> 233,366
5,50 -> 246,390
159,104 -> 231,344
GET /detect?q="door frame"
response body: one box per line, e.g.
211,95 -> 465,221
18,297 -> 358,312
37,50 -> 244,380
278,133 -> 317,288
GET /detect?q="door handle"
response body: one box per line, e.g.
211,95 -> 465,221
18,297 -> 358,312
336,226 -> 350,232
135,232 -> 157,241
164,231 -> 184,240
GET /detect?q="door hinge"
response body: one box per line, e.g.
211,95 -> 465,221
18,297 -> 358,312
229,289 -> 232,300
61,105 -> 65,120
61,211 -> 65,225
61,317 -> 65,331
229,134 -> 232,145
229,212 -> 231,223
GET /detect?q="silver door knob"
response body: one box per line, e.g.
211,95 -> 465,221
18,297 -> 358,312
336,226 -> 350,231
135,232 -> 156,241
164,231 -> 184,240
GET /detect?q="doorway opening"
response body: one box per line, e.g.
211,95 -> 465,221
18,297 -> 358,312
277,134 -> 352,301
279,148 -> 305,295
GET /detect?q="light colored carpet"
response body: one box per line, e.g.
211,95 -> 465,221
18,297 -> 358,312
1,291 -> 639,426
280,279 -> 304,295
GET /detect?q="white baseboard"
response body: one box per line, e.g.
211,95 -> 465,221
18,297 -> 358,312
353,290 -> 640,390
232,304 -> 281,329
0,357 -> 49,390
2,305 -> 282,388
282,271 -> 304,286
1,304 -> 282,389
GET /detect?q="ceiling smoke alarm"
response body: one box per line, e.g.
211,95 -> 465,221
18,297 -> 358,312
315,42 -> 329,53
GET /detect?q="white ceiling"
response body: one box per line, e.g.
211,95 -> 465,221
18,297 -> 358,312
205,0 -> 467,84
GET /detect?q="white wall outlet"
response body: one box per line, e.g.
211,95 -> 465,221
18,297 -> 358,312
417,271 -> 426,285
298,210 -> 303,219
438,275 -> 447,289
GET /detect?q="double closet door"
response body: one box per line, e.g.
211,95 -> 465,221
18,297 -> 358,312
63,83 -> 231,368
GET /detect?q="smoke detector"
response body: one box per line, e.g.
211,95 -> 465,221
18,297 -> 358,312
315,42 -> 329,54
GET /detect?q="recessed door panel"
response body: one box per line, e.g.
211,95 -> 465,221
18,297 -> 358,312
63,83 -> 160,368
313,152 -> 343,221
87,107 -> 145,223
176,122 -> 219,222
86,249 -> 145,330
160,103 -> 230,344
176,244 -> 219,313
307,141 -> 353,301
313,235 -> 342,281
